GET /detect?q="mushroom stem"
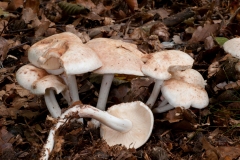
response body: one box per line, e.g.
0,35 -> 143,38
40,103 -> 132,160
96,74 -> 114,110
66,74 -> 80,102
158,98 -> 168,107
90,74 -> 114,128
44,89 -> 61,118
153,103 -> 175,113
146,80 -> 163,108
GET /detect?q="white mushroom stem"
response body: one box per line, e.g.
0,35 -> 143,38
60,73 -> 83,123
90,74 -> 114,128
47,70 -> 80,104
66,74 -> 80,102
153,102 -> 175,113
96,74 -> 114,110
40,103 -> 132,160
146,80 -> 163,108
44,89 -> 61,118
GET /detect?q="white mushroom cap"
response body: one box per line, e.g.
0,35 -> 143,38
86,38 -> 144,76
161,79 -> 209,109
100,101 -> 153,148
141,50 -> 194,80
223,38 -> 240,58
170,68 -> 206,88
32,75 -> 66,95
28,32 -> 102,75
28,32 -> 82,70
16,64 -> 66,95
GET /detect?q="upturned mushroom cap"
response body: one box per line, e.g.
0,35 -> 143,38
161,79 -> 209,109
28,32 -> 102,75
100,101 -> 153,148
141,50 -> 194,80
223,38 -> 240,58
16,64 -> 66,95
170,69 -> 206,88
86,38 -> 144,76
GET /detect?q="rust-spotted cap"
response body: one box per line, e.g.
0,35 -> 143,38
16,64 -> 66,95
161,79 -> 209,109
86,38 -> 144,76
28,32 -> 102,75
170,68 -> 206,88
141,50 -> 194,80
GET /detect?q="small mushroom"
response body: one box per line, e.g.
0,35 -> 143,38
86,38 -> 144,127
40,101 -> 153,160
223,37 -> 240,59
16,64 -> 66,118
28,32 -> 102,104
141,50 -> 194,108
153,69 -> 209,113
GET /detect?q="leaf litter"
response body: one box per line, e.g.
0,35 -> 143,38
1,0 -> 240,159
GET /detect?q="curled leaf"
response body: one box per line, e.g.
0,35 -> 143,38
58,1 -> 90,15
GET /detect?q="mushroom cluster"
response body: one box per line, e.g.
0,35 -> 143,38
15,32 -> 209,159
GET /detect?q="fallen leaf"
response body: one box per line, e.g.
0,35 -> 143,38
188,23 -> 220,43
0,37 -> 9,63
125,0 -> 138,12
217,146 -> 240,159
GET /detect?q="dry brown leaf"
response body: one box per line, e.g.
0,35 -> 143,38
149,8 -> 170,19
5,83 -> 15,93
7,0 -> 24,11
53,136 -> 64,152
76,0 -> 96,9
125,0 -> 138,12
188,23 -> 220,43
172,35 -> 183,44
0,2 -> 8,10
204,36 -> 215,50
34,21 -> 51,37
200,136 -> 219,160
0,104 -> 19,119
21,8 -> 37,24
15,85 -> 31,98
217,146 -> 240,159
11,96 -> 29,109
0,36 -> 9,63
0,90 -> 5,101
165,108 -> 183,123
25,0 -> 40,14
128,27 -> 148,40
0,127 -> 15,159
150,22 -> 169,41
19,110 -> 39,119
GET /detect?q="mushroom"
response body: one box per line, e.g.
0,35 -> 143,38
223,37 -> 240,59
28,32 -> 102,104
40,101 -> 154,160
141,50 -> 194,108
86,38 -> 144,127
153,69 -> 209,113
16,64 -> 66,118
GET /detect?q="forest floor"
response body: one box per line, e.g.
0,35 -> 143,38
1,0 -> 240,159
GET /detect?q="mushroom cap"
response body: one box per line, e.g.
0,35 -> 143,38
141,50 -> 194,80
170,69 -> 206,88
86,38 -> 144,76
16,64 -> 66,95
28,32 -> 102,75
100,101 -> 153,149
223,38 -> 240,58
161,79 -> 209,109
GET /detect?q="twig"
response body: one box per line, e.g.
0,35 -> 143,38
227,6 -> 240,25
24,118 -> 45,144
